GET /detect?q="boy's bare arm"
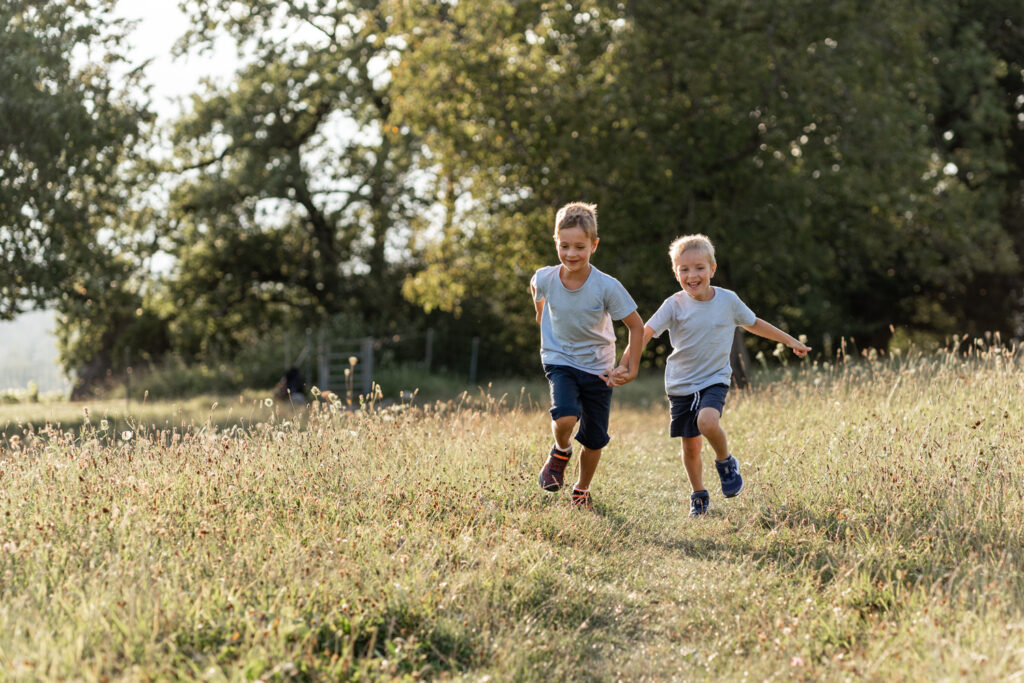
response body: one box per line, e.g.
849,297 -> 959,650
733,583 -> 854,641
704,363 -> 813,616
742,318 -> 811,356
530,283 -> 544,323
605,316 -> 652,386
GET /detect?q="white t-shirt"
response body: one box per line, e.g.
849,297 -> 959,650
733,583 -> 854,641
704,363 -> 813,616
531,265 -> 637,375
646,287 -> 756,395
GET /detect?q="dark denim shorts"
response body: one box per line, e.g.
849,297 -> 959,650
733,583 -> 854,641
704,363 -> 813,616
669,383 -> 730,438
543,364 -> 614,450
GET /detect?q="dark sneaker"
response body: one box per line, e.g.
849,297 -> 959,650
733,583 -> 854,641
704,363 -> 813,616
538,446 -> 571,491
571,488 -> 593,510
716,455 -> 744,498
689,489 -> 710,517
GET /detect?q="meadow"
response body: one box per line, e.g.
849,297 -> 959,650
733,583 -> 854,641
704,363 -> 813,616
2,340 -> 1023,681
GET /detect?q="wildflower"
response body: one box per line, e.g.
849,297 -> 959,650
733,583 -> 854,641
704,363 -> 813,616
264,398 -> 274,407
121,431 -> 133,441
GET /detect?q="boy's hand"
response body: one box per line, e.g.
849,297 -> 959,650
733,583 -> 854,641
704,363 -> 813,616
789,340 -> 811,357
601,365 -> 635,387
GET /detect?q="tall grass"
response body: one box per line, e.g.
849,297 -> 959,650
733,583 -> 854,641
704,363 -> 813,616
1,341 -> 1023,679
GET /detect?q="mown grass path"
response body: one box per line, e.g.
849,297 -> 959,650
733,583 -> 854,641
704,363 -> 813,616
2,346 -> 1023,680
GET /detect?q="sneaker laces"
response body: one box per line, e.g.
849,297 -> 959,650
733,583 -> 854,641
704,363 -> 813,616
722,458 -> 736,477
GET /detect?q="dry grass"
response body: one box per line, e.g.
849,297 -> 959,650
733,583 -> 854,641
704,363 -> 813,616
1,341 -> 1023,680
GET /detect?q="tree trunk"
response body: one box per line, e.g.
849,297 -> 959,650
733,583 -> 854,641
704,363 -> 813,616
730,328 -> 751,389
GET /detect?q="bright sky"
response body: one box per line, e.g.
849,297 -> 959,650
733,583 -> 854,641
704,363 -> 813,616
115,1 -> 238,117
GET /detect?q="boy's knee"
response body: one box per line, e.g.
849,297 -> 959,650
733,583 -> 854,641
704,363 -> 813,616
553,415 -> 578,430
696,409 -> 721,433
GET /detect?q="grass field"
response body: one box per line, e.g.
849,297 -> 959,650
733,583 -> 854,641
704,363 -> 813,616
2,342 -> 1023,680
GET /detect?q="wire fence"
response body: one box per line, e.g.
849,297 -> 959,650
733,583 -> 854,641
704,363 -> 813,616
283,327 -> 488,400
1,327 -> 501,400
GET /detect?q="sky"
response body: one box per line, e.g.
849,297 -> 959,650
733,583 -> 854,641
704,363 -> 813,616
115,1 -> 238,117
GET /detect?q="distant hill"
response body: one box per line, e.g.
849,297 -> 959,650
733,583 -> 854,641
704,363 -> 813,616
0,311 -> 71,393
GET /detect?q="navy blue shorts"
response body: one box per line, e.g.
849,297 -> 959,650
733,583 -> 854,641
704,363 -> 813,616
669,384 -> 730,438
543,364 -> 614,450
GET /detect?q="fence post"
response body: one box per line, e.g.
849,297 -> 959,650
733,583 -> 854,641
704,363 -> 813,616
125,347 -> 132,408
305,328 -> 314,391
318,328 -> 328,391
469,337 -> 480,384
361,337 -> 374,396
425,327 -> 434,372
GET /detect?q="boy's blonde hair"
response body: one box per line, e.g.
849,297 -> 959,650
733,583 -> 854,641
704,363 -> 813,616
554,202 -> 598,241
669,233 -> 716,267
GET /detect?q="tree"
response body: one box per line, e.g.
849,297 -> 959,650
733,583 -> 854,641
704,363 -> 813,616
158,0 -> 428,356
393,0 -> 1020,365
0,0 -> 152,319
0,0 -> 165,396
925,0 -> 1024,339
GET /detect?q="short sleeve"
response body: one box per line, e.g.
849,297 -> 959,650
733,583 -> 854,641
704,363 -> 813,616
605,278 -> 638,321
645,297 -> 675,336
530,270 -> 544,301
732,293 -> 756,327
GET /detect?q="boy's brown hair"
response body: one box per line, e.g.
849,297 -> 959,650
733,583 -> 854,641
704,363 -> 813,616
669,233 -> 716,267
554,202 -> 598,241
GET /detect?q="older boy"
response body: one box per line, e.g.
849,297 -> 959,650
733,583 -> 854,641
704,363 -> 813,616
612,234 -> 810,516
531,202 -> 645,509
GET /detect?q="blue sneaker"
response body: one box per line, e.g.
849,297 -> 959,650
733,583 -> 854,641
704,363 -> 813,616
715,455 -> 744,498
689,489 -> 710,517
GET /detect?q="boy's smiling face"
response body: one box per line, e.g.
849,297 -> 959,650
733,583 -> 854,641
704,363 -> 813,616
673,248 -> 716,301
555,226 -> 598,275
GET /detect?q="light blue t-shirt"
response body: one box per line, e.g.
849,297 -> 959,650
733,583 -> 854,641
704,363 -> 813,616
531,265 -> 637,375
646,287 -> 757,396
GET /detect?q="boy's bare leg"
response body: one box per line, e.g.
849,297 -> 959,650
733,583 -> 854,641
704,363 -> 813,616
696,407 -> 729,461
681,436 -> 704,492
576,446 -> 602,490
551,415 -> 577,451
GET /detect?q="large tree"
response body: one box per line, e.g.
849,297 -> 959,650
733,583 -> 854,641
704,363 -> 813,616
158,0 -> 428,355
0,0 -> 152,319
927,0 -> 1024,339
0,0 -> 164,396
393,0 -> 1020,362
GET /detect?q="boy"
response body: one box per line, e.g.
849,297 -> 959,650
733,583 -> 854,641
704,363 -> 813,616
531,202 -> 645,509
612,234 -> 810,516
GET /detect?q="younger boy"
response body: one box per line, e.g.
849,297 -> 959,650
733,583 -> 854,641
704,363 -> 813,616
612,234 -> 810,516
531,202 -> 645,509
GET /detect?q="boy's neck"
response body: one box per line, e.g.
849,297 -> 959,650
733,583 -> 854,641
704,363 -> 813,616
559,263 -> 592,289
685,286 -> 716,302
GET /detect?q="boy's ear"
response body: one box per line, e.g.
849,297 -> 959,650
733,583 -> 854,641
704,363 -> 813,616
591,237 -> 600,252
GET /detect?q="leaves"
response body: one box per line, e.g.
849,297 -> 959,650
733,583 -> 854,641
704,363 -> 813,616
395,0 -> 1022,355
0,0 -> 152,319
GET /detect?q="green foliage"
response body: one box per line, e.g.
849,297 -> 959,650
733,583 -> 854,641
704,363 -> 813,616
15,0 -> 1021,391
157,0 -> 430,356
0,0 -> 170,398
0,0 -> 153,319
394,0 -> 1022,359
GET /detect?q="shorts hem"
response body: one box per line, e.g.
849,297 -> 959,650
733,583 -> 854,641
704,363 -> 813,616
575,433 -> 611,451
